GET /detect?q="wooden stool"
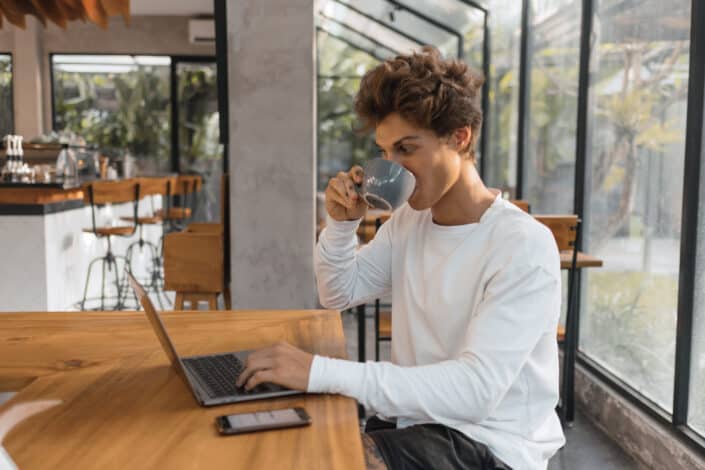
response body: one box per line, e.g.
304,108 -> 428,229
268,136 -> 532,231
120,177 -> 169,308
80,180 -> 140,311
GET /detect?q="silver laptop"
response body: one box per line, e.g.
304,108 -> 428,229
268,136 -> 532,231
126,270 -> 301,406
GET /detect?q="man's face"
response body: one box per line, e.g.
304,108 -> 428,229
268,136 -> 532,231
375,113 -> 465,211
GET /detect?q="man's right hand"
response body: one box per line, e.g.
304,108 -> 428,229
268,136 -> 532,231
325,166 -> 368,221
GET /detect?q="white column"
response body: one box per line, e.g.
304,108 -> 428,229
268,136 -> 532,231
227,0 -> 318,309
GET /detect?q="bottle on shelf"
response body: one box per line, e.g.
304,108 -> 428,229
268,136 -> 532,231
1,136 -> 8,180
56,143 -> 78,184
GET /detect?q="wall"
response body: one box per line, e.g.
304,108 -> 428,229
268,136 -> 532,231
0,15 -> 214,137
227,0 -> 318,309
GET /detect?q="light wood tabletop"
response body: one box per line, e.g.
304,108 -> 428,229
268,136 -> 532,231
0,310 -> 364,470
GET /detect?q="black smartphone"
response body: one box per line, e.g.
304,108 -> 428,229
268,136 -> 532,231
216,407 -> 311,435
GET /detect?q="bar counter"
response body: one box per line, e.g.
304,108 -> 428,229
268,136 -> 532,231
0,177 -> 189,311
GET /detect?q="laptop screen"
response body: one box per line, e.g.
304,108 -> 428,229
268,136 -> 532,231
125,270 -> 189,380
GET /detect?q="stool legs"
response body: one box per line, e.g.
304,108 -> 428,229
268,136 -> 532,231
80,237 -> 125,311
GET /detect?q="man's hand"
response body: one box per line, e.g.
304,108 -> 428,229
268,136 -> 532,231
325,165 -> 368,221
235,342 -> 314,392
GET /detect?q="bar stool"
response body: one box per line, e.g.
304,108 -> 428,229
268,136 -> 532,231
157,174 -> 200,233
120,177 -> 169,308
80,179 -> 140,311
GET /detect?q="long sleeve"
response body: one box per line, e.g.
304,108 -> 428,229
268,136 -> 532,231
314,214 -> 393,310
308,261 -> 561,424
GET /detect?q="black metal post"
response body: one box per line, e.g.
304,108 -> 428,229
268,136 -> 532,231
357,304 -> 366,363
480,11 -> 490,178
215,0 -> 229,171
169,59 -> 179,173
673,0 -> 705,426
573,0 -> 593,225
516,0 -> 530,199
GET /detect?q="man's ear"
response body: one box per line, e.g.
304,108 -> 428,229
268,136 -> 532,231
451,127 -> 472,152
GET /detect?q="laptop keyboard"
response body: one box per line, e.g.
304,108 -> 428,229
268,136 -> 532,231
183,354 -> 260,398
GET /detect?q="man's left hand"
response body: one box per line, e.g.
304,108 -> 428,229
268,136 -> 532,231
235,341 -> 314,392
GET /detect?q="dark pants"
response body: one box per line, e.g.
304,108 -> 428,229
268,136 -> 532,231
365,416 -> 512,470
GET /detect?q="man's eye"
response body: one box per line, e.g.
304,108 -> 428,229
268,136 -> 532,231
398,146 -> 412,154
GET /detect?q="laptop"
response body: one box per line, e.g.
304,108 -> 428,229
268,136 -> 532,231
125,270 -> 302,406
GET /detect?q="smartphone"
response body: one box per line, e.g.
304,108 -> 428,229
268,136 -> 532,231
216,407 -> 311,435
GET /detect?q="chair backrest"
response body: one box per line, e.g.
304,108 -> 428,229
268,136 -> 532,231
533,215 -> 579,252
137,177 -> 169,198
83,179 -> 140,205
163,232 -> 224,293
357,212 -> 391,244
510,199 -> 530,213
172,174 -> 200,196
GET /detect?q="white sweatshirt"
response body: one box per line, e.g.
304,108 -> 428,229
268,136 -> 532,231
310,194 -> 566,470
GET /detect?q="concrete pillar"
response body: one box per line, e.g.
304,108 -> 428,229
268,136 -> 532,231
12,17 -> 44,137
226,1 -> 317,309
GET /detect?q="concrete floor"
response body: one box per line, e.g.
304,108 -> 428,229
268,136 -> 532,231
341,309 -> 641,470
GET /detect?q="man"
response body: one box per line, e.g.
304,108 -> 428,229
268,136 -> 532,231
237,47 -> 565,469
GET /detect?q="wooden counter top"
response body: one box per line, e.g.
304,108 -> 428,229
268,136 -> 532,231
0,175 -> 202,209
0,309 -> 363,470
0,187 -> 84,205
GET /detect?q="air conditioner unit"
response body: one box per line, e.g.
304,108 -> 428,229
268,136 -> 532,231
188,19 -> 215,45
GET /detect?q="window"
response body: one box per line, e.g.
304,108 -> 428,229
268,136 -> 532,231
581,0 -> 691,412
316,29 -> 380,194
484,0 -> 521,196
0,54 -> 12,137
175,60 -> 221,222
52,54 -> 171,174
525,0 -> 581,214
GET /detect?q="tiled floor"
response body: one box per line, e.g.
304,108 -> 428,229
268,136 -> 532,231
341,309 -> 641,470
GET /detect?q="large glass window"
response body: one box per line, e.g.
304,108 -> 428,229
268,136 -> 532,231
581,0 -> 691,412
176,60 -> 221,222
316,30 -> 380,193
525,0 -> 581,213
0,54 -> 12,137
690,74 -> 705,435
52,54 -> 171,174
484,0 -> 521,196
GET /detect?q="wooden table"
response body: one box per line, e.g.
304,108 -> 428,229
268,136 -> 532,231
561,250 -> 603,269
0,310 -> 364,470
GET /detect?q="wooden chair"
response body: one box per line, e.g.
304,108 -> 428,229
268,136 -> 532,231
156,174 -> 201,231
365,214 -> 392,361
533,214 -> 581,425
163,174 -> 230,310
80,179 -> 140,311
509,199 -> 530,213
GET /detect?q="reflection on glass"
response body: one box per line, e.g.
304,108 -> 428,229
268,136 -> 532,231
176,61 -> 221,223
525,0 -> 581,213
52,54 -> 171,174
0,54 -> 11,137
484,0 -> 521,196
581,0 -> 691,412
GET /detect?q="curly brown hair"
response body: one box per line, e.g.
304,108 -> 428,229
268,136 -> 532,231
354,46 -> 484,161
